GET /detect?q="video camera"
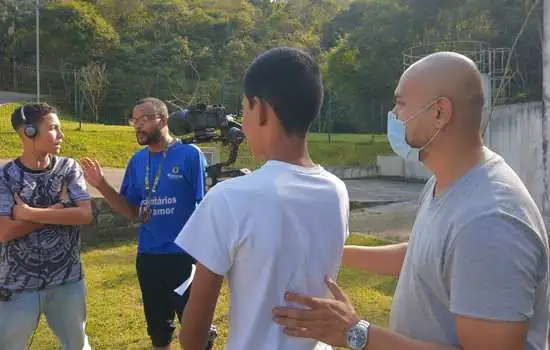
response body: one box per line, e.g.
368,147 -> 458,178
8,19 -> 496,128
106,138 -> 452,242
168,103 -> 250,187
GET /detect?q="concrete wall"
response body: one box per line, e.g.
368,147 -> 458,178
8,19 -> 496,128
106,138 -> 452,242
81,198 -> 139,236
324,165 -> 379,179
376,102 -> 547,210
377,155 -> 432,180
484,102 -> 545,209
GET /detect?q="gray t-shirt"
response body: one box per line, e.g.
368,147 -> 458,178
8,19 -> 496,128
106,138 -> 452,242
389,147 -> 550,349
0,156 -> 91,291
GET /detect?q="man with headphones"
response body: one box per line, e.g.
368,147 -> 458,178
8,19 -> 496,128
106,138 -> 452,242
0,103 -> 93,350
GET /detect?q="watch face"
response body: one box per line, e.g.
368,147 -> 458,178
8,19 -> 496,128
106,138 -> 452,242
347,324 -> 368,349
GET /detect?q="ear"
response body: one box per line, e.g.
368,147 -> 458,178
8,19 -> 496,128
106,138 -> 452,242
159,115 -> 169,128
254,97 -> 268,127
435,97 -> 453,127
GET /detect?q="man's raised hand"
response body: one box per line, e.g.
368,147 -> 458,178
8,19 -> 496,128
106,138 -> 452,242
80,157 -> 105,189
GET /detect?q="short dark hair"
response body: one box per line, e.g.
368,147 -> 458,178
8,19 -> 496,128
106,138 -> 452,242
11,102 -> 58,130
243,47 -> 324,137
136,97 -> 169,117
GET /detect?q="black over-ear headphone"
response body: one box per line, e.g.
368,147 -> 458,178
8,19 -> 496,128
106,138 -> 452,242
20,106 -> 38,138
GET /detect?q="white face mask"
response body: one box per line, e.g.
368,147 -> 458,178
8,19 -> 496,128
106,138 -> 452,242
386,99 -> 441,162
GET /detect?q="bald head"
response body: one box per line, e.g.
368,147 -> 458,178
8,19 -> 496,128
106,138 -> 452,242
399,51 -> 485,128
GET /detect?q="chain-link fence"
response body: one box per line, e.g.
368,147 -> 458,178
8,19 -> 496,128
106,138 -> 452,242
0,60 -> 390,170
1,62 -> 84,133
0,60 -> 389,136
0,60 -> 249,134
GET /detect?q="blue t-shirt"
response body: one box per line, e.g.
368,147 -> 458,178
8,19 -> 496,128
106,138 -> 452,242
120,140 -> 207,254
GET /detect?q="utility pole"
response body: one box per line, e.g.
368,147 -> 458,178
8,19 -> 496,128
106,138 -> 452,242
35,0 -> 40,102
543,0 -> 549,211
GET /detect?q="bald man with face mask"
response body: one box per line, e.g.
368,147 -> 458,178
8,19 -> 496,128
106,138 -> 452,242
271,52 -> 550,350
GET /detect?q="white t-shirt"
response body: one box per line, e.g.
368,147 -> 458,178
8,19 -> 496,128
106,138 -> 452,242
175,160 -> 350,350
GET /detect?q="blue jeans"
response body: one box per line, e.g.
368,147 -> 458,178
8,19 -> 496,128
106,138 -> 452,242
0,279 -> 91,350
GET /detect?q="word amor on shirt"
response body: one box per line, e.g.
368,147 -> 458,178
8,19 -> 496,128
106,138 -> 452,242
140,196 -> 178,217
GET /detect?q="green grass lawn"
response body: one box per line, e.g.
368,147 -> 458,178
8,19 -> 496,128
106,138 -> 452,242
28,233 -> 396,349
0,103 -> 392,168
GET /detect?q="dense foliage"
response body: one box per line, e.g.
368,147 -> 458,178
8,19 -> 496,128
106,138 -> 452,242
0,0 -> 542,132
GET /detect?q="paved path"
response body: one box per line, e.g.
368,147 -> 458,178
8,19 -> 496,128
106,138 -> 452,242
0,159 -> 425,203
0,91 -> 40,104
3,157 -> 550,241
346,178 -> 424,204
90,168 -> 427,241
93,171 -> 426,204
1,158 -> 425,238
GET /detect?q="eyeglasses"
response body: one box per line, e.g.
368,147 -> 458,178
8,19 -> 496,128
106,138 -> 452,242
128,114 -> 162,127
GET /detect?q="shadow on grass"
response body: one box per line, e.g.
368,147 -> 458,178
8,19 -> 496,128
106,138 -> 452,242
339,267 -> 398,297
80,229 -> 400,297
100,269 -> 139,289
342,233 -> 399,297
370,277 -> 398,295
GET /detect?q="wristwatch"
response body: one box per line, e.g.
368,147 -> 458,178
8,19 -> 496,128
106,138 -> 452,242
346,320 -> 370,349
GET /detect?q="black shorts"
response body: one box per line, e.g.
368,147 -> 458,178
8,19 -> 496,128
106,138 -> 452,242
136,252 -> 196,347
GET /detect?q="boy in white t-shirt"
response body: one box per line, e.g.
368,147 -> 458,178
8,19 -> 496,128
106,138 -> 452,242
175,47 -> 350,350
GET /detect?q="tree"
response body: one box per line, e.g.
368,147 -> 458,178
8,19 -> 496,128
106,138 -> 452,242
0,0 -> 541,130
0,0 -> 16,68
79,62 -> 108,122
12,0 -> 119,68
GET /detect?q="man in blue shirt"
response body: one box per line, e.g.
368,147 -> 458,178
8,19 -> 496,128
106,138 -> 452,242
80,97 -> 216,350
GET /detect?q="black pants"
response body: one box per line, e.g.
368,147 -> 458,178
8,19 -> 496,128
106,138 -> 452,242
136,252 -> 195,347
